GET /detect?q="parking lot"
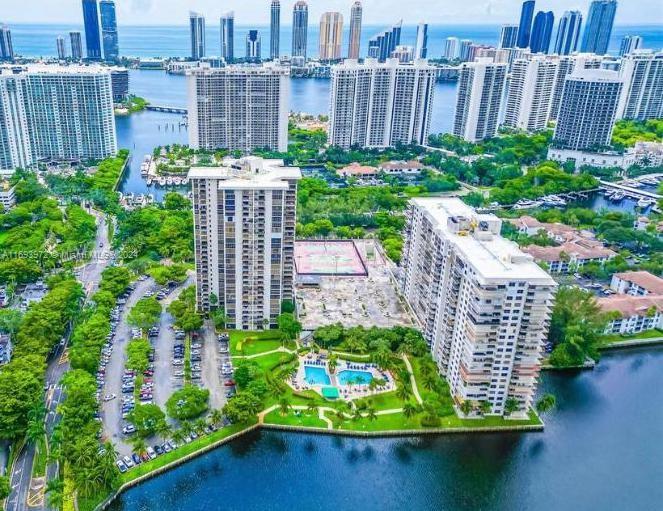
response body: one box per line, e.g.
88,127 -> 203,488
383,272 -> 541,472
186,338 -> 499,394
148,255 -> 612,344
296,240 -> 415,329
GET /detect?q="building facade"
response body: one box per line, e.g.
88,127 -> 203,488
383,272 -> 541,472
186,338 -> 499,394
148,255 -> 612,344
187,64 -> 289,153
220,12 -> 234,63
0,25 -> 12,61
0,65 -> 117,171
516,0 -> 536,49
554,11 -> 583,55
400,198 -> 556,417
549,53 -> 602,121
100,0 -> 119,61
319,12 -> 343,61
453,59 -> 507,142
367,21 -> 402,62
554,68 -> 623,151
190,12 -> 206,60
504,55 -> 559,132
69,31 -> 83,60
348,1 -> 362,60
415,23 -> 428,59
498,25 -> 519,49
292,1 -> 309,59
619,35 -> 642,56
110,67 -> 129,103
580,0 -> 617,55
617,50 -> 663,121
270,1 -> 280,60
82,0 -> 102,60
328,58 -> 436,149
189,157 -> 301,330
246,30 -> 261,63
530,11 -> 554,54
56,36 -> 67,60
444,37 -> 459,60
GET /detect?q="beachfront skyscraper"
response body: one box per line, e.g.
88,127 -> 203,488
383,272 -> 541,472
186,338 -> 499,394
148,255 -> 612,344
549,53 -> 602,121
292,1 -> 308,59
0,65 -> 117,171
504,55 -> 559,132
554,69 -> 622,151
56,36 -> 67,60
0,25 -> 13,61
367,21 -> 402,61
453,59 -> 507,142
246,30 -> 261,63
617,50 -> 663,121
400,198 -> 556,417
319,12 -> 343,61
581,0 -> 617,55
619,35 -> 643,56
187,64 -> 289,153
530,11 -> 554,53
189,12 -> 205,60
82,0 -> 102,60
444,37 -> 459,60
459,39 -> 473,62
220,12 -> 234,63
70,31 -> 83,60
270,1 -> 280,60
329,58 -> 436,149
415,23 -> 429,59
348,2 -> 362,59
498,25 -> 519,49
554,11 -> 583,55
188,157 -> 301,330
517,1 -> 536,48
100,0 -> 119,61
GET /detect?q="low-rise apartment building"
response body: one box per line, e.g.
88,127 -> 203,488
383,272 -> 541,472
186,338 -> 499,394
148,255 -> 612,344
610,271 -> 663,296
599,295 -> 663,335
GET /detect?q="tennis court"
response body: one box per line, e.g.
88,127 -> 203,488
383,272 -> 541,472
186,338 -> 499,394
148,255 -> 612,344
294,240 -> 368,276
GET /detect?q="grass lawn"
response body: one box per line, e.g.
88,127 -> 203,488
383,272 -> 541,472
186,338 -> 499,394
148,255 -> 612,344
121,421 -> 255,483
264,409 -> 328,428
32,441 -> 47,478
333,411 -> 421,432
600,329 -> 663,344
228,330 -> 289,356
252,351 -> 296,372
352,391 -> 404,411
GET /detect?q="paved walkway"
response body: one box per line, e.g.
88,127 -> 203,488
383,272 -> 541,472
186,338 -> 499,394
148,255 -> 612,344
232,346 -> 295,359
401,354 -> 423,404
259,404 -> 404,430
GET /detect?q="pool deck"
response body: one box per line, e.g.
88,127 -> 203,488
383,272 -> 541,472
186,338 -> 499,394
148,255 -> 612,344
291,354 -> 395,400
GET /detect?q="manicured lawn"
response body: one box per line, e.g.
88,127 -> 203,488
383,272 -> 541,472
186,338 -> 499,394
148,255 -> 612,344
352,391 -> 404,412
600,329 -> 663,344
228,330 -> 288,356
333,411 -> 421,432
264,409 -> 328,428
253,351 -> 296,372
121,421 -> 255,483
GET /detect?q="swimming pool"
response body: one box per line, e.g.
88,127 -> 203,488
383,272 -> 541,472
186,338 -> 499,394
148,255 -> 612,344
337,370 -> 373,386
304,366 -> 331,386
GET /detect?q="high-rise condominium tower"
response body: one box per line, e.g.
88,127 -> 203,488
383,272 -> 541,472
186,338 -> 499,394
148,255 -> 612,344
617,50 -> 663,121
0,65 -> 117,171
270,1 -> 280,60
348,2 -> 362,59
458,40 -> 473,62
56,36 -> 67,60
329,58 -> 436,149
246,30 -> 261,63
504,55 -> 559,132
453,59 -> 507,142
187,65 -> 289,153
530,11 -> 554,54
400,198 -> 556,417
189,157 -> 301,330
498,25 -> 519,49
517,1 -> 536,49
69,32 -> 83,60
549,54 -> 602,121
581,0 -> 617,55
220,12 -> 234,63
190,12 -> 205,60
554,69 -> 622,151
0,25 -> 13,61
415,23 -> 429,59
554,11 -> 583,55
100,0 -> 119,61
292,1 -> 308,59
619,35 -> 643,56
82,0 -> 102,60
444,37 -> 459,60
367,21 -> 402,62
319,12 -> 343,61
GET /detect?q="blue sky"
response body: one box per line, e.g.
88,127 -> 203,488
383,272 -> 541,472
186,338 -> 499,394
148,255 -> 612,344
3,0 -> 662,25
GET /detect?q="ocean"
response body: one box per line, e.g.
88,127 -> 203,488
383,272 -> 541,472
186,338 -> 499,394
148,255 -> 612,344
8,23 -> 663,59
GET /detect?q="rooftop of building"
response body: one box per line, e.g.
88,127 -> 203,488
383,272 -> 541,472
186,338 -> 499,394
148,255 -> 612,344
614,271 -> 663,296
186,63 -> 290,76
378,160 -> 424,170
568,67 -> 620,82
411,198 -> 555,285
0,64 -> 112,76
333,58 -> 435,70
598,294 -> 663,318
522,238 -> 616,262
337,162 -> 378,175
188,156 -> 301,190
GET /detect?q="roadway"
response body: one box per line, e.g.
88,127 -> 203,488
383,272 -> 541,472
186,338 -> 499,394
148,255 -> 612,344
6,209 -> 111,511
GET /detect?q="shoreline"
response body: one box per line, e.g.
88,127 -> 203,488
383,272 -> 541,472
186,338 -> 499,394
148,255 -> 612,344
94,420 -> 543,510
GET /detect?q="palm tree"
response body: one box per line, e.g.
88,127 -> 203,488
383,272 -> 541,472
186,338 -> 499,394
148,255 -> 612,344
306,401 -> 318,415
194,418 -> 207,433
131,437 -> 147,455
171,429 -> 186,445
403,401 -> 419,421
157,422 -> 172,440
278,397 -> 291,416
352,408 -> 363,422
366,407 -> 377,422
209,408 -> 223,426
396,384 -> 411,402
460,400 -> 474,417
479,400 -> 492,415
26,404 -> 46,446
536,393 -> 556,413
45,478 -> 64,510
505,398 -> 520,416
181,421 -> 194,437
99,441 -> 119,485
334,408 -> 347,423
422,374 -> 438,391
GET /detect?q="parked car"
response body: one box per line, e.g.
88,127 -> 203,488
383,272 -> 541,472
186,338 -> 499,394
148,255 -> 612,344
115,460 -> 127,473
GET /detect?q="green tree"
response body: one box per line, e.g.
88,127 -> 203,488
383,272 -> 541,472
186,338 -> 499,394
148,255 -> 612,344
460,400 -> 474,416
127,297 -> 162,332
536,393 -> 557,413
277,313 -> 302,341
479,400 -> 492,415
222,392 -> 262,424
505,398 -> 520,416
0,475 -> 10,500
208,409 -> 223,427
166,385 -> 210,420
403,401 -> 419,421
127,404 -> 168,438
278,397 -> 291,416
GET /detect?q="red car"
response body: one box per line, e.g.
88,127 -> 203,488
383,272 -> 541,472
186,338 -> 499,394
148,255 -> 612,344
224,380 -> 235,387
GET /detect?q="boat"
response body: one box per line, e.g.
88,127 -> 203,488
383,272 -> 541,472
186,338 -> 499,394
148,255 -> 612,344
603,189 -> 615,199
637,198 -> 654,208
181,178 -> 189,186
513,199 -> 540,210
146,177 -> 153,186
173,177 -> 182,185
166,177 -> 173,185
158,177 -> 166,186
611,191 -> 625,201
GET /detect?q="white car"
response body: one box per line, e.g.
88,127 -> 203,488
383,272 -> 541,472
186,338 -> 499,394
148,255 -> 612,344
103,393 -> 117,401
